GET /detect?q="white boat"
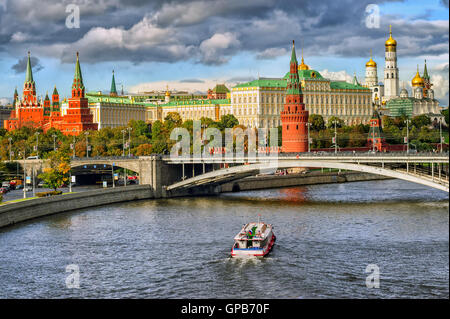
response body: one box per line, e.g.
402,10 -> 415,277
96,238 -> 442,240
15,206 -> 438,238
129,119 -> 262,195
231,222 -> 276,257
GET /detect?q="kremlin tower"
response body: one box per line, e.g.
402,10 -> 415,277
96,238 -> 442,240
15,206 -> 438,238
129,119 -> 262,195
5,52 -> 98,135
281,40 -> 309,153
383,25 -> 399,101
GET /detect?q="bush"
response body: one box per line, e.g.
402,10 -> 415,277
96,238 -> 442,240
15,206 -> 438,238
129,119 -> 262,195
36,191 -> 63,197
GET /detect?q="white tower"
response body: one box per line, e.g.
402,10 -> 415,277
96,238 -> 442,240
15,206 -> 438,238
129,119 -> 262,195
383,25 -> 399,101
365,50 -> 378,87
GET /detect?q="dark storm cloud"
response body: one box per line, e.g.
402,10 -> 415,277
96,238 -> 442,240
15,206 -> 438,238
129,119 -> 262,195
0,0 -> 448,65
11,56 -> 43,74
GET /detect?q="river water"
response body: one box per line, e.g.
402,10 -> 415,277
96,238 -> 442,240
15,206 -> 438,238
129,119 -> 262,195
0,179 -> 448,298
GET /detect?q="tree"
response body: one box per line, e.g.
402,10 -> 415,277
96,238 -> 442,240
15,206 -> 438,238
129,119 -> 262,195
309,114 -> 325,131
327,116 -> 344,129
441,108 -> 449,125
38,150 -> 70,191
411,115 -> 431,129
218,114 -> 239,130
135,144 -> 153,156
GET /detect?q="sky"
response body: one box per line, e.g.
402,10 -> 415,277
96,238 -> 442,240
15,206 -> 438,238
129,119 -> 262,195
0,0 -> 448,106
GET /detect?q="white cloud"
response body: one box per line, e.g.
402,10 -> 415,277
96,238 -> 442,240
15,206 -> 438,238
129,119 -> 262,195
256,47 -> 287,60
431,73 -> 449,105
11,32 -> 32,43
199,32 -> 240,64
319,69 -> 353,83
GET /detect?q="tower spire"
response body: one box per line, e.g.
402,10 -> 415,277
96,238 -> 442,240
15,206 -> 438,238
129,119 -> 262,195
73,52 -> 84,87
423,59 -> 429,80
110,70 -> 117,96
25,51 -> 34,83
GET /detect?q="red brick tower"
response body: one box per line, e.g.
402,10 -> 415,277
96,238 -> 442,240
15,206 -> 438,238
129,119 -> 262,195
367,109 -> 387,152
57,52 -> 98,135
281,41 -> 309,153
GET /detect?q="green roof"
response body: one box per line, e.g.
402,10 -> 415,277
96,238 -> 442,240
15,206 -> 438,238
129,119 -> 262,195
86,92 -> 137,105
212,84 -> 229,93
234,78 -> 287,89
154,98 -> 231,107
330,81 -> 369,90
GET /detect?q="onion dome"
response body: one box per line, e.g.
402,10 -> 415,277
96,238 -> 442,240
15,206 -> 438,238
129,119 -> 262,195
298,46 -> 309,70
385,25 -> 397,47
366,57 -> 377,68
411,65 -> 424,87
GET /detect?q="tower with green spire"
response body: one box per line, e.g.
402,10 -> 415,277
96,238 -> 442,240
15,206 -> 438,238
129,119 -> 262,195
43,92 -> 51,118
51,86 -> 60,116
422,60 -> 432,98
71,52 -> 85,98
23,51 -> 37,104
281,40 -> 309,153
110,70 -> 118,96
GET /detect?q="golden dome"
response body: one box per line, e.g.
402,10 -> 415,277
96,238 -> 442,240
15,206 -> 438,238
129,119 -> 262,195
411,66 -> 424,87
165,85 -> 170,96
385,25 -> 397,47
366,57 -> 377,68
298,56 -> 309,70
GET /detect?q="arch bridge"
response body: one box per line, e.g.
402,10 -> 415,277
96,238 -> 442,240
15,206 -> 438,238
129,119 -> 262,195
164,153 -> 449,193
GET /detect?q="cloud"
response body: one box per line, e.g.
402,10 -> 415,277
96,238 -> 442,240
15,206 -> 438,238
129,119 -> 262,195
256,47 -> 287,60
179,79 -> 205,83
0,97 -> 11,105
11,56 -> 44,74
318,69 -> 353,83
199,32 -> 240,65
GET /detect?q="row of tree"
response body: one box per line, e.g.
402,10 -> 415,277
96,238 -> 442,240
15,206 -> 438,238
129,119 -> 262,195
0,112 -> 447,162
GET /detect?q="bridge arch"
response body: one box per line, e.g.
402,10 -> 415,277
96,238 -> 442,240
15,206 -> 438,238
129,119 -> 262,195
167,160 -> 449,193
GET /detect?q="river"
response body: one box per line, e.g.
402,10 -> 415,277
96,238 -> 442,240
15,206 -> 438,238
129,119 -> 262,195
0,179 -> 448,298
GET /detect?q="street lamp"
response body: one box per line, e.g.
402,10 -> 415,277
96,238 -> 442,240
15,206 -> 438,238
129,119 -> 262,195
72,135 -> 76,159
19,150 -> 26,199
34,132 -> 40,157
8,137 -> 12,161
122,129 -> 126,157
127,127 -> 132,157
332,120 -> 338,154
405,119 -> 411,153
439,119 -> 443,153
306,123 -> 312,153
84,131 -> 89,158
52,134 -> 57,152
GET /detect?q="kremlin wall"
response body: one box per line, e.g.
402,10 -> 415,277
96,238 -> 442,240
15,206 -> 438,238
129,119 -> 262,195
3,27 -> 446,151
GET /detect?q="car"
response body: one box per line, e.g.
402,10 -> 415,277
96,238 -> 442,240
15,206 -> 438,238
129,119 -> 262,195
0,187 -> 8,194
26,156 -> 39,160
15,184 -> 24,190
37,181 -> 46,188
25,186 -> 33,192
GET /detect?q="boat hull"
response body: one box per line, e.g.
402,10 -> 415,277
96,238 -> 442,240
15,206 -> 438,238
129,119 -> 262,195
231,233 -> 276,258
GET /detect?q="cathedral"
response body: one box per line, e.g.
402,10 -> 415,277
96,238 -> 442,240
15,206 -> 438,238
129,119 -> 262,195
364,26 -> 443,122
4,52 -> 98,135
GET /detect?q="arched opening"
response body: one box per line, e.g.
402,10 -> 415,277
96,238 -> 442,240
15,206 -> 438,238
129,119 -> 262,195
70,163 -> 139,187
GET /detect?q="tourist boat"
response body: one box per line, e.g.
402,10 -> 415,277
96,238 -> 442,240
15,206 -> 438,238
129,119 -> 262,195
231,221 -> 276,257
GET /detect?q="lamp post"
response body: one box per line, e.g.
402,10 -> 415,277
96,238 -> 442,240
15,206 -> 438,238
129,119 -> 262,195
127,127 -> 132,157
84,132 -> 89,158
306,123 -> 311,153
72,136 -> 76,159
20,150 -> 26,199
8,137 -> 12,161
122,129 -> 126,157
439,119 -> 443,153
35,132 -> 40,157
405,119 -> 411,153
372,124 -> 376,152
52,134 -> 57,151
332,120 -> 338,154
